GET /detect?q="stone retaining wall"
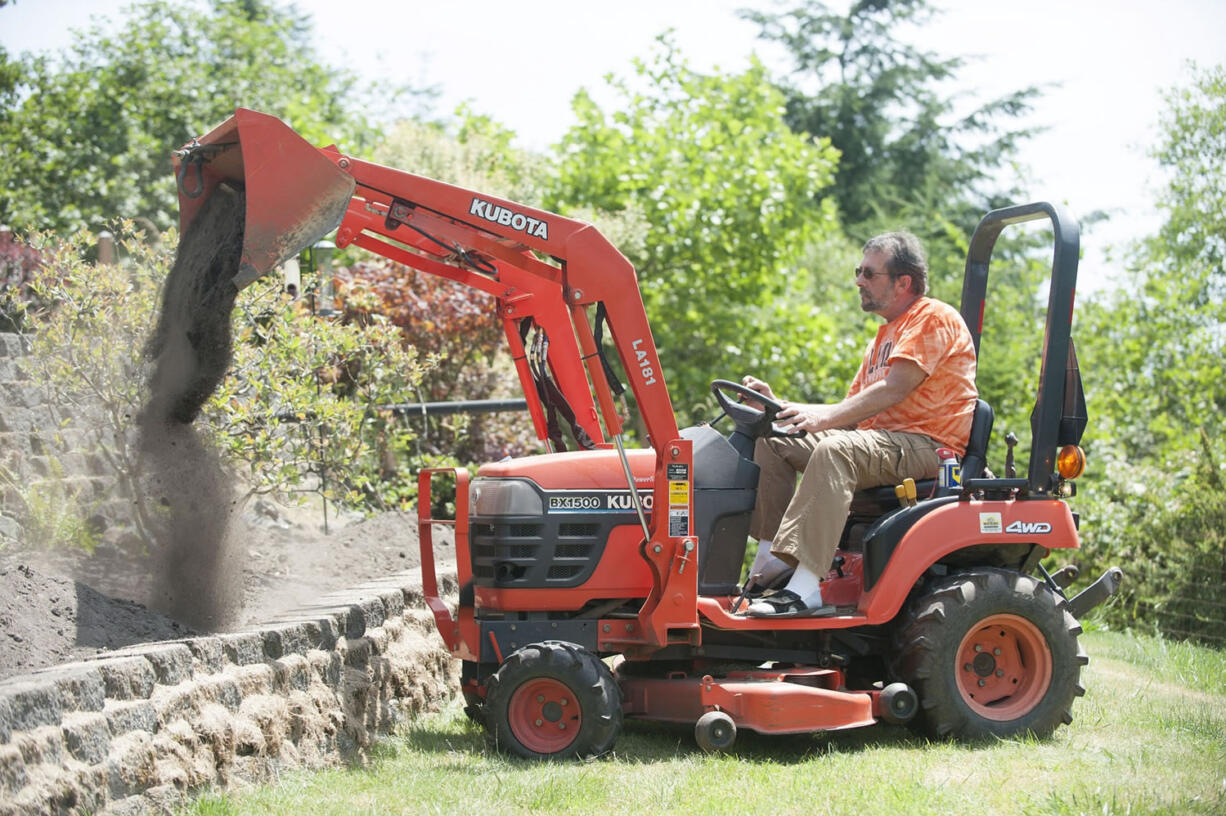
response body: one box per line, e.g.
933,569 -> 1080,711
0,573 -> 459,815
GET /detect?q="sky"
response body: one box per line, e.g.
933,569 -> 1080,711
2,0 -> 1224,291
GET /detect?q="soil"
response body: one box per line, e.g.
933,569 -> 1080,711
0,497 -> 447,682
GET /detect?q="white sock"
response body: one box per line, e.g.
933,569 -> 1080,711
783,564 -> 824,605
749,540 -> 790,584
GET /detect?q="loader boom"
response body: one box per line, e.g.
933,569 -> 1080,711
174,109 -> 699,647
173,108 -> 681,453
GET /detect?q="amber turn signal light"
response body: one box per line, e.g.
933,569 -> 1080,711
1057,445 -> 1086,479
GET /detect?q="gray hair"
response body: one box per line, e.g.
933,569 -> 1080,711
863,232 -> 928,295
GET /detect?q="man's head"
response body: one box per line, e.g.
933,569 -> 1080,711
856,232 -> 927,320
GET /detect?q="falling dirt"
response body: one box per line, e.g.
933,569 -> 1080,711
136,185 -> 246,631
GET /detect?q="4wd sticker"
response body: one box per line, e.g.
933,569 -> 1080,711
547,491 -> 653,513
469,197 -> 549,240
1005,520 -> 1052,535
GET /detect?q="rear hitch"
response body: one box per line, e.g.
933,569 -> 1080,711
1067,566 -> 1124,619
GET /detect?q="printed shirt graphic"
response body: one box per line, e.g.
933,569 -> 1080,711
847,297 -> 978,455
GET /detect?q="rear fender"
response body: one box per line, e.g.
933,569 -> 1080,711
861,498 -> 1079,623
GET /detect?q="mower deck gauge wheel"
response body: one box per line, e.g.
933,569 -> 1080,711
694,710 -> 738,753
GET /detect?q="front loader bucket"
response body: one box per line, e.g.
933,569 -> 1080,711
172,108 -> 356,289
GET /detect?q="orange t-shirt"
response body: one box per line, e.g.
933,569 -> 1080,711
847,297 -> 978,455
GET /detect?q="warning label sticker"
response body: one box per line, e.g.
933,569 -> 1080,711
669,509 -> 689,537
979,512 -> 1003,534
668,480 -> 689,507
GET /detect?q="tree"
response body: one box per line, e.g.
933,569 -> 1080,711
741,0 -> 1039,239
0,0 -> 406,234
1078,63 -> 1226,464
547,37 -> 845,419
1065,64 -> 1226,643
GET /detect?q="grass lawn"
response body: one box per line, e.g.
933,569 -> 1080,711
183,631 -> 1226,816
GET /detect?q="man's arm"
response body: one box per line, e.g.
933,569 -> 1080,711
775,359 -> 928,433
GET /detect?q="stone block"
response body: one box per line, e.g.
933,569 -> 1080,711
184,636 -> 225,674
260,621 -> 315,660
136,643 -> 194,686
196,675 -> 242,712
0,333 -> 29,358
0,679 -> 63,731
104,699 -> 158,737
94,656 -> 157,700
0,744 -> 27,796
14,724 -> 63,766
345,597 -> 386,638
34,662 -> 107,713
105,731 -> 157,799
220,632 -> 265,666
61,711 -> 111,765
0,513 -> 21,543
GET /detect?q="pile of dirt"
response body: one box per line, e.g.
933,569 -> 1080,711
0,500 -> 439,682
0,562 -> 194,677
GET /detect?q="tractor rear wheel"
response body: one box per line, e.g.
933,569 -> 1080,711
893,567 -> 1087,740
485,641 -> 622,760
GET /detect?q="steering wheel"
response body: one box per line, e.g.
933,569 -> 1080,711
710,379 -> 806,440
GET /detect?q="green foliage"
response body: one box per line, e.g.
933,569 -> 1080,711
0,0 -> 398,234
353,113 -> 548,461
548,37 -> 844,418
742,0 -> 1039,238
211,278 -> 430,513
1070,64 -> 1226,643
334,261 -> 538,465
16,227 -> 431,553
1075,431 -> 1226,646
0,455 -> 100,554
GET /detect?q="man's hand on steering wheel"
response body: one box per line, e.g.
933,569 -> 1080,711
774,401 -> 840,434
739,375 -> 778,411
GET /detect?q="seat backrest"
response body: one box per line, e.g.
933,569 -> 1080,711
960,399 -> 994,481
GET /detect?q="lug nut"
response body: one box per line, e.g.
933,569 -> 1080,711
978,679 -> 986,687
537,695 -> 544,703
994,648 -> 1002,656
996,670 -> 1005,677
964,663 -> 973,672
535,719 -> 543,726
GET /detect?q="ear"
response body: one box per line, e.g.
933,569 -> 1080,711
894,272 -> 913,293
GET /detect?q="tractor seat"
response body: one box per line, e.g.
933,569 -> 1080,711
848,399 -> 994,516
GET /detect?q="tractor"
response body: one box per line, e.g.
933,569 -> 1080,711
173,109 -> 1122,757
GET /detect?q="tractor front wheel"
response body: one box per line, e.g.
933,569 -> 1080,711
893,567 -> 1087,740
485,641 -> 622,760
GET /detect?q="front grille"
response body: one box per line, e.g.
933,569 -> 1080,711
469,512 -> 619,589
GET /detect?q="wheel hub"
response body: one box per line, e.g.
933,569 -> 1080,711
507,678 -> 581,753
955,613 -> 1053,721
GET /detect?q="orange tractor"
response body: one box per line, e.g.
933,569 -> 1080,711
174,109 -> 1122,757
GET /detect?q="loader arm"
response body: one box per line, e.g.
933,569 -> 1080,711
174,109 -> 698,647
174,109 -> 680,453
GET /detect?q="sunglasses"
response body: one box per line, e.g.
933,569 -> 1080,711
854,266 -> 894,281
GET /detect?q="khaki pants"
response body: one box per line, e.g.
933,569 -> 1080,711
749,429 -> 941,576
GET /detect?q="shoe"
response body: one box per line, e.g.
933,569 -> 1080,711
741,567 -> 794,597
745,589 -> 837,618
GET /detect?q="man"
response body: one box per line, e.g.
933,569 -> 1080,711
742,232 -> 977,617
